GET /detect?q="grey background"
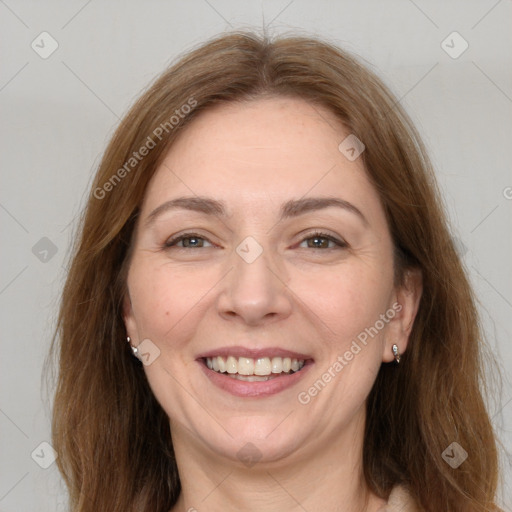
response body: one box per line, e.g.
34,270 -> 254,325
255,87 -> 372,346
1,1 -> 511,510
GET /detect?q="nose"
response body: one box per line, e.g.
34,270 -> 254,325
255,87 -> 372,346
216,241 -> 293,326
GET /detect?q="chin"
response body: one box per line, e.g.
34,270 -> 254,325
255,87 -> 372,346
196,416 -> 311,467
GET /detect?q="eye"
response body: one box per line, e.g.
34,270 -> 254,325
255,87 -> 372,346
298,231 -> 348,250
163,231 -> 348,251
164,233 -> 214,249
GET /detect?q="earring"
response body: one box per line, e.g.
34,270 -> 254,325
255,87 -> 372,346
127,336 -> 140,360
392,344 -> 401,364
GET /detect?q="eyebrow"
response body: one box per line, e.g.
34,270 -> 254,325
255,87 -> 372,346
144,195 -> 368,228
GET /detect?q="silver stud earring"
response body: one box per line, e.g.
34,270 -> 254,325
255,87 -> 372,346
392,344 -> 401,364
127,336 -> 140,360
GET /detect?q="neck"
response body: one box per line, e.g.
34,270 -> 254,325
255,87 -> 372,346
169,406 -> 387,512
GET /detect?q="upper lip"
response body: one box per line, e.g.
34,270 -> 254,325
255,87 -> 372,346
198,346 -> 313,361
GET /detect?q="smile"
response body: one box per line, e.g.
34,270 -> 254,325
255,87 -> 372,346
205,355 -> 305,381
198,348 -> 313,397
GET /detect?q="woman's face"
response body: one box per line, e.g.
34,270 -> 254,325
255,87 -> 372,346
124,96 -> 419,465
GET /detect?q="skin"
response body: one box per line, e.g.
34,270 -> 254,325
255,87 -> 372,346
123,96 -> 422,512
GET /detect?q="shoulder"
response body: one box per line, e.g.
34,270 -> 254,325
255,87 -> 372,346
380,484 -> 421,512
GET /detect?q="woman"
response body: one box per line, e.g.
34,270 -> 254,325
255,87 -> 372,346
49,31 -> 503,511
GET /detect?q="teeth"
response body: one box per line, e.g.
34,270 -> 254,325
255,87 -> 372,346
228,374 -> 274,382
254,357 -> 271,375
238,357 -> 254,375
271,357 -> 282,373
226,356 -> 237,374
204,356 -> 305,376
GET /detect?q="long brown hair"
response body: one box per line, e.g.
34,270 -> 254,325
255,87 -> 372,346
48,31 -> 504,511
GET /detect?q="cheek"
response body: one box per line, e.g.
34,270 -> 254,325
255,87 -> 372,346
128,262 -> 211,349
294,261 -> 393,343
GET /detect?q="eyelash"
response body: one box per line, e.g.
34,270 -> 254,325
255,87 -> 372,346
164,231 -> 348,250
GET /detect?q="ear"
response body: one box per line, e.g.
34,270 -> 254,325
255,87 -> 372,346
123,291 -> 139,343
382,268 -> 423,363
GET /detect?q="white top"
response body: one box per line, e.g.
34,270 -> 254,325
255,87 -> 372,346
379,485 -> 420,511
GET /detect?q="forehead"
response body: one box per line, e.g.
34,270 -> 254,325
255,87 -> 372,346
141,96 -> 380,217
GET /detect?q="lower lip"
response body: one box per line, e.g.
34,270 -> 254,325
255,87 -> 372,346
198,360 -> 313,398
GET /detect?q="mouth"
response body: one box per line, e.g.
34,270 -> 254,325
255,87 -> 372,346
203,355 -> 306,381
197,347 -> 313,397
